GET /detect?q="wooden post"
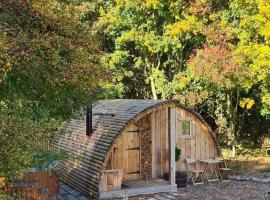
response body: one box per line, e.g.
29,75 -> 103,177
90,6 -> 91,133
169,107 -> 176,185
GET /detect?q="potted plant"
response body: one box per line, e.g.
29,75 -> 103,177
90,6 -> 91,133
175,171 -> 187,187
175,147 -> 187,187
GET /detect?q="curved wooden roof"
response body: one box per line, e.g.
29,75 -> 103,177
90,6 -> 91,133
52,99 -> 220,199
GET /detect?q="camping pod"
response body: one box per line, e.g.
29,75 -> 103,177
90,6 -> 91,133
52,99 -> 220,199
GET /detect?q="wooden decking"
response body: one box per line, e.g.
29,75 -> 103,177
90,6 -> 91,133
122,178 -> 169,189
100,178 -> 176,199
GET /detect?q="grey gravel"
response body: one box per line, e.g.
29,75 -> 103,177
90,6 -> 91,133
109,181 -> 270,200
59,181 -> 270,200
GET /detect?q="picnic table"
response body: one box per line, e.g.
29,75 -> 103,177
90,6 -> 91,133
200,159 -> 221,184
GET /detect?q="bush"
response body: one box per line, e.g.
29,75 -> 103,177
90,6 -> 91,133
0,101 -> 66,180
0,192 -> 15,200
222,147 -> 267,159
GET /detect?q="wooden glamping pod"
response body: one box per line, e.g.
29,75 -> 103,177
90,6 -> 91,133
53,99 -> 220,199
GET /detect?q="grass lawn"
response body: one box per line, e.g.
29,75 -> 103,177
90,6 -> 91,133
227,155 -> 270,178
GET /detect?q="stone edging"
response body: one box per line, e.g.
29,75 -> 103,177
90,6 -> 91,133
230,175 -> 270,184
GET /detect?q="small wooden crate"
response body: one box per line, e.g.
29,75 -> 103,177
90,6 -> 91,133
101,169 -> 123,192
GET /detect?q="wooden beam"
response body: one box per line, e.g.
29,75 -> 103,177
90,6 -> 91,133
169,107 -> 176,185
100,184 -> 177,199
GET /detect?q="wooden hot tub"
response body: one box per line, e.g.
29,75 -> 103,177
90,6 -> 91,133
4,171 -> 59,200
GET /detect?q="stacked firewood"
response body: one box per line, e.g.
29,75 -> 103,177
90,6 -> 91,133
136,115 -> 152,180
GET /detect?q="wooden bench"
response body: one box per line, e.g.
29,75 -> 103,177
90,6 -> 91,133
101,169 -> 123,192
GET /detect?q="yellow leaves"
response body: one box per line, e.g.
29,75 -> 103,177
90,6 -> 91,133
209,13 -> 218,21
240,17 -> 250,27
97,7 -> 119,28
4,60 -> 12,72
169,1 -> 178,10
0,33 -> 7,48
145,0 -> 159,9
262,94 -> 270,107
177,76 -> 191,90
257,0 -> 270,18
250,44 -> 270,80
103,82 -> 114,90
235,43 -> 270,83
260,22 -> 270,41
117,29 -> 138,43
166,16 -> 199,36
114,0 -> 121,4
166,20 -> 190,36
114,0 -> 154,9
239,78 -> 253,91
116,29 -> 166,53
255,0 -> 270,41
0,176 -> 6,188
143,32 -> 161,53
239,98 -> 255,109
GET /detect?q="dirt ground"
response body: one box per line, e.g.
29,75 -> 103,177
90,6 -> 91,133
125,181 -> 269,200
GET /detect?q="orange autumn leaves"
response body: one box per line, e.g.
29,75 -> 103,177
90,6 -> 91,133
188,44 -> 246,89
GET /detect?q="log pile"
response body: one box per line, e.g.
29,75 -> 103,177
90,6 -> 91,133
136,115 -> 152,180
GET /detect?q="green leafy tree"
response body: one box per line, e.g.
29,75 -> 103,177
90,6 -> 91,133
0,0 -> 106,118
176,0 -> 270,153
93,0 -> 270,152
95,0 -> 206,99
0,0 -> 107,184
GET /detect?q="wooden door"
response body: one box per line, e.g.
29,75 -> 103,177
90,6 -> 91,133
110,124 -> 140,180
124,127 -> 140,180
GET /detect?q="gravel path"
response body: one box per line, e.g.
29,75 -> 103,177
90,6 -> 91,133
59,181 -> 269,200
175,181 -> 269,200
120,181 -> 270,200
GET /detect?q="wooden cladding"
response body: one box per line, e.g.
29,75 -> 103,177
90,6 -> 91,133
151,108 -> 170,179
174,108 -> 218,171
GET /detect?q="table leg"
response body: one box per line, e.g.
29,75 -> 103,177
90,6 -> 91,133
209,164 -> 220,182
201,163 -> 210,184
214,163 -> 222,181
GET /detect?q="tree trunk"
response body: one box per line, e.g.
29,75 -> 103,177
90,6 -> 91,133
227,90 -> 237,157
145,57 -> 158,100
150,79 -> 158,100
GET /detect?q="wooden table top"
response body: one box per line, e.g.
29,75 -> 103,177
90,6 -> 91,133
200,159 -> 222,164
